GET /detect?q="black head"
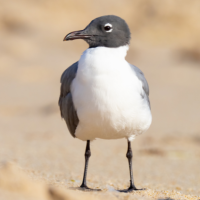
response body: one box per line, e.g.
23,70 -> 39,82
64,15 -> 131,48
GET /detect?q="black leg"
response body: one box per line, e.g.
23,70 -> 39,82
118,140 -> 145,193
80,140 -> 101,191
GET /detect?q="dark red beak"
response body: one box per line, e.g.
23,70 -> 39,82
63,30 -> 91,41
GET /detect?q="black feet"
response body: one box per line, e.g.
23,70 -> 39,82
79,141 -> 101,192
118,186 -> 146,193
80,185 -> 101,191
117,140 -> 145,193
79,140 -> 143,193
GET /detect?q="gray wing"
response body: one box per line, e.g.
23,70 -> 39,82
130,64 -> 151,108
59,62 -> 79,137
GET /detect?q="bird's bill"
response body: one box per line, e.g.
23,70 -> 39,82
63,30 -> 91,41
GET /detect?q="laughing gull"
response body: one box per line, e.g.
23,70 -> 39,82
59,15 -> 152,192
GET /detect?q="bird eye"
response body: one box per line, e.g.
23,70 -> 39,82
104,23 -> 112,32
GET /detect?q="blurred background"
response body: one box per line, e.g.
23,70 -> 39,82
0,0 -> 200,199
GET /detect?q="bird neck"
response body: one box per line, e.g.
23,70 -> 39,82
85,45 -> 129,59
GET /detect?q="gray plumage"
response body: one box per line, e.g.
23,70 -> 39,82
59,62 -> 79,137
130,64 -> 151,108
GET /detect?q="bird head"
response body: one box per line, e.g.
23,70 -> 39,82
63,15 -> 131,48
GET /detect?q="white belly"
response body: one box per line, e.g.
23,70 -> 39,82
71,46 -> 152,141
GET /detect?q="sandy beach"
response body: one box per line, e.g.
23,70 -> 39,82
0,1 -> 200,199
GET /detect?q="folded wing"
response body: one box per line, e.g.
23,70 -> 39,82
58,62 -> 79,137
130,64 -> 150,108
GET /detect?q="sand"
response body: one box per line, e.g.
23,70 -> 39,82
0,0 -> 200,199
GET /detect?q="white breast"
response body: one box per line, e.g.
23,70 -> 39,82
71,46 -> 152,141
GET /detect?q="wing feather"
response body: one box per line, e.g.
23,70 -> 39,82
130,64 -> 151,108
58,62 -> 79,137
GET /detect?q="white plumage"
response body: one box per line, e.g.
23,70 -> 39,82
71,45 -> 152,141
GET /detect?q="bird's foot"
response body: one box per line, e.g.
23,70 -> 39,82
118,186 -> 146,193
79,184 -> 101,191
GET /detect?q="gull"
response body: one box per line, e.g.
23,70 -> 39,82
59,15 -> 152,192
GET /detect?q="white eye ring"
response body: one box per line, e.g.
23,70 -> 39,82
104,23 -> 113,32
